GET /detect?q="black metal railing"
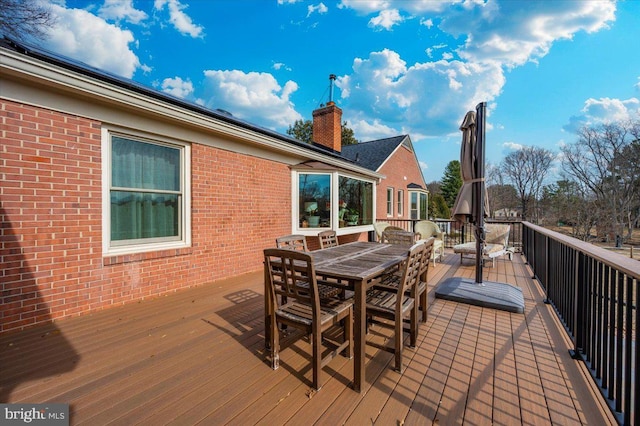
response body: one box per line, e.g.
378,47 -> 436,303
522,221 -> 639,425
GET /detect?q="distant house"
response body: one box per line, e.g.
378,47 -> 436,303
0,39 -> 424,333
494,208 -> 521,220
342,136 -> 428,222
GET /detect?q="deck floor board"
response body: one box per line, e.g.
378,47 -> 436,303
0,251 -> 616,425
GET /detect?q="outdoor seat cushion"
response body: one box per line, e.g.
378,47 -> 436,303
453,242 -> 505,257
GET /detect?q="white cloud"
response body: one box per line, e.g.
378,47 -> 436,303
337,49 -> 505,139
307,3 -> 328,17
339,0 -> 450,14
440,0 -> 616,68
334,0 -> 617,144
273,62 -> 292,71
202,70 -> 302,129
368,9 -> 403,31
503,141 -> 524,151
420,18 -> 433,28
154,0 -> 204,38
347,118 -> 399,141
98,0 -> 148,24
342,1 -> 615,70
564,97 -> 640,132
635,76 -> 640,91
43,4 -> 141,78
161,76 -> 194,98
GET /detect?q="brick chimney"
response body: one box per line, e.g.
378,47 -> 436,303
312,101 -> 342,153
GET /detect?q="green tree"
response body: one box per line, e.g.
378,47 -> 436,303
340,123 -> 358,145
286,119 -> 313,143
286,119 -> 358,145
429,193 -> 450,219
440,160 -> 462,208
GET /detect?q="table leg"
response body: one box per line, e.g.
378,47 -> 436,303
353,278 -> 366,392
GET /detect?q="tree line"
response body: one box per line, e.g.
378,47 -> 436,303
429,119 -> 640,244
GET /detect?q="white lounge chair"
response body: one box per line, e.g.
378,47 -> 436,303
414,220 -> 445,265
453,224 -> 511,267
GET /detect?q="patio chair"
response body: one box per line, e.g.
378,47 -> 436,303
318,230 -> 338,249
366,242 -> 424,373
375,238 -> 434,324
264,248 -> 354,390
453,224 -> 512,267
414,220 -> 445,265
275,234 -> 342,299
381,229 -> 416,246
373,222 -> 391,241
275,234 -> 308,251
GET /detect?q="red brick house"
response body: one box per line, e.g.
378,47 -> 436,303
342,136 -> 428,223
310,100 -> 428,226
0,40 -> 424,334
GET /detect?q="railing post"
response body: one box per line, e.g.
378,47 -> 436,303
543,235 -> 550,304
569,250 -> 583,360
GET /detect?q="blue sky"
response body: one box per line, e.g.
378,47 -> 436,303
38,0 -> 640,183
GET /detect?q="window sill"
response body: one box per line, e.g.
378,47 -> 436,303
103,247 -> 193,266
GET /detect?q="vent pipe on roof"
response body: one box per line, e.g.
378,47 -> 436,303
329,74 -> 336,103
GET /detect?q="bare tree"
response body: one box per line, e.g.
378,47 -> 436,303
561,120 -> 640,244
0,0 -> 55,42
501,146 -> 555,222
541,178 -> 597,240
486,163 -> 519,218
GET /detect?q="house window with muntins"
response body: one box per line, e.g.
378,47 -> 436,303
386,187 -> 394,216
397,189 -> 403,216
295,171 -> 374,233
409,190 -> 428,220
103,130 -> 191,255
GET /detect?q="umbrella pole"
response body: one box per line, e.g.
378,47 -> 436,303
474,102 -> 487,285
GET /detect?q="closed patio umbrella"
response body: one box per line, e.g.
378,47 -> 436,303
451,105 -> 489,284
436,102 -> 524,313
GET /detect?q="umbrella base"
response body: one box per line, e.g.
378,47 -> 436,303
435,277 -> 524,314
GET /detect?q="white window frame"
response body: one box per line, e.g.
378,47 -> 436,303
102,127 -> 192,256
386,187 -> 394,217
397,189 -> 404,216
409,190 -> 428,220
292,170 -> 376,236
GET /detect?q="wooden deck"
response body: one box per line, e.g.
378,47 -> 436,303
1,250 -> 617,425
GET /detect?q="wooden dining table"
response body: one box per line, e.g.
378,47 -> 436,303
311,241 -> 409,392
264,241 -> 409,393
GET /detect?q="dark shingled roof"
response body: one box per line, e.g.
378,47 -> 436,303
341,135 -> 410,172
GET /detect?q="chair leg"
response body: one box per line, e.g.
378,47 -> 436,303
420,290 -> 428,322
409,306 -> 417,348
395,317 -> 404,373
270,319 -> 280,370
312,327 -> 322,390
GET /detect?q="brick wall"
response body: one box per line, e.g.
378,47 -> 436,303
0,100 -> 292,334
377,144 -> 426,219
312,102 -> 342,152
